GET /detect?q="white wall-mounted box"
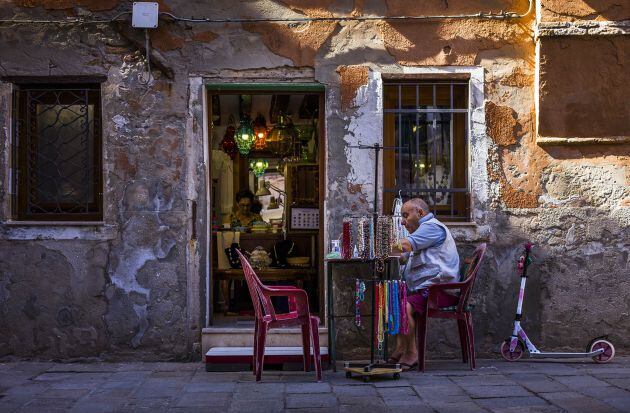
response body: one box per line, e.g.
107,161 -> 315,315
132,2 -> 159,28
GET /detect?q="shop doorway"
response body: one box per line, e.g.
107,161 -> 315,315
206,84 -> 325,329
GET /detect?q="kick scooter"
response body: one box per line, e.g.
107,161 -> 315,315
500,243 -> 615,363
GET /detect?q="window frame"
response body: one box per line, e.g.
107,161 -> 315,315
11,81 -> 103,221
382,78 -> 471,222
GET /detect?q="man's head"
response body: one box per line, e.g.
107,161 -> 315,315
401,198 -> 430,233
235,189 -> 255,215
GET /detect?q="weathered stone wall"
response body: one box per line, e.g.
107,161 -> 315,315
0,0 -> 628,361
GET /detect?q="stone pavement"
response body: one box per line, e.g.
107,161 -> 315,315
1,358 -> 630,412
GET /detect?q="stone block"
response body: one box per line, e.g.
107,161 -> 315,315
286,393 -> 337,409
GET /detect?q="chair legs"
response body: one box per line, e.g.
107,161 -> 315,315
416,313 -> 475,372
465,313 -> 476,370
255,322 -> 268,382
457,319 -> 469,363
301,323 -> 311,372
416,312 -> 428,372
253,320 -> 259,376
310,317 -> 322,382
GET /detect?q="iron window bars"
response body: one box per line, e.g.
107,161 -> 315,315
383,82 -> 469,221
12,84 -> 102,220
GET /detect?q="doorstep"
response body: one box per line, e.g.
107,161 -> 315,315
202,326 -> 328,356
205,346 -> 329,372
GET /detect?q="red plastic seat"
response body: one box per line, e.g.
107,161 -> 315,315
236,249 -> 322,382
415,243 -> 487,372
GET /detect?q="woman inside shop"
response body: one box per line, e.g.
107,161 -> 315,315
230,189 -> 264,228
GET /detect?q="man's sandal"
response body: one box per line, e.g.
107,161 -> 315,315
400,361 -> 418,371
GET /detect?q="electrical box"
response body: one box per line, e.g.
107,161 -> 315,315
132,2 -> 159,28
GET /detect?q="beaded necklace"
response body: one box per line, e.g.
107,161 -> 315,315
341,219 -> 352,260
369,218 -> 375,260
400,280 -> 409,335
375,215 -> 391,273
383,280 -> 389,331
357,217 -> 369,260
376,282 -> 384,350
355,278 -> 366,327
391,281 -> 400,335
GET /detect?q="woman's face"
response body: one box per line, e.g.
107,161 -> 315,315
237,198 -> 252,215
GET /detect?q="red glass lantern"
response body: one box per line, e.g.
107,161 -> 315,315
220,125 -> 238,159
252,113 -> 268,150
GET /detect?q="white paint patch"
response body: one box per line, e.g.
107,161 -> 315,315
112,114 -> 130,132
343,71 -> 383,208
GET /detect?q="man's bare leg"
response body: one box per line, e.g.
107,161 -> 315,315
398,302 -> 418,366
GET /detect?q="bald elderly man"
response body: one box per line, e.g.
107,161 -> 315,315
390,198 -> 460,369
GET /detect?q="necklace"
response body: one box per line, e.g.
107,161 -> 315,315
341,219 -> 352,260
375,215 -> 391,273
400,280 -> 409,335
384,280 -> 389,331
377,282 -> 384,351
355,278 -> 365,327
356,217 -> 370,261
391,281 -> 399,335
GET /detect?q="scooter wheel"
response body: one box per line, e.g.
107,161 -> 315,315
500,339 -> 524,361
590,339 -> 615,364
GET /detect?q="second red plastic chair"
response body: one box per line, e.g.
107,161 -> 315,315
236,249 -> 322,381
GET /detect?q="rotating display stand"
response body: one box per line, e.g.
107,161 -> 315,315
326,143 -> 403,381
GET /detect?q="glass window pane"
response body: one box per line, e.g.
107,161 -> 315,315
453,84 -> 468,109
401,85 -> 416,109
383,85 -> 398,110
435,84 -> 451,109
35,103 -> 94,205
419,85 -> 432,108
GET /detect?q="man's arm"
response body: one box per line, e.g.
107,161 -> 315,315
402,223 -> 446,252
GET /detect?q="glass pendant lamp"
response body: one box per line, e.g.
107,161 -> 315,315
249,159 -> 269,178
235,115 -> 255,155
267,113 -> 296,157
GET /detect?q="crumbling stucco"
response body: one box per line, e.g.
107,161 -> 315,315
486,102 -> 519,146
336,65 -> 369,111
243,8 -> 337,67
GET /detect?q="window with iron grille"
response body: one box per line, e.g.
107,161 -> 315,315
383,80 -> 470,221
12,83 -> 103,221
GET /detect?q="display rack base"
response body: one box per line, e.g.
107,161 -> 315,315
344,361 -> 402,382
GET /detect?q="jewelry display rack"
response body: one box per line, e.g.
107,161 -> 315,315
326,143 -> 403,381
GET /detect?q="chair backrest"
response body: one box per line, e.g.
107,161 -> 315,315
457,243 -> 487,312
236,249 -> 275,320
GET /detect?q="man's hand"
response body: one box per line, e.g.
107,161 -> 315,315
400,238 -> 413,253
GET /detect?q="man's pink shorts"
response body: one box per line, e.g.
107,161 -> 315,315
407,288 -> 459,315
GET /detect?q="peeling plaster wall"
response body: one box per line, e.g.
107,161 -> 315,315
0,0 -> 629,361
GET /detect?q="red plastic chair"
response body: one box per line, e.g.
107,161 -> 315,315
236,249 -> 322,382
415,243 -> 487,372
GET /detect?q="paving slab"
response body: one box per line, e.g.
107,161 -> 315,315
545,395 -> 621,413
461,384 -> 533,398
286,393 -> 337,408
475,395 -> 549,411
553,375 -> 611,388
427,401 -> 487,413
286,382 -> 331,393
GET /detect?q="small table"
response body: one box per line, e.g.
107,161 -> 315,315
325,258 -> 397,372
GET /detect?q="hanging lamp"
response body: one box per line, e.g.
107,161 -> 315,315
267,113 -> 296,157
234,115 -> 255,156
220,122 -> 237,160
252,113 -> 268,150
249,159 -> 269,178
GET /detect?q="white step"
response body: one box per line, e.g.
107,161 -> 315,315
205,346 -> 329,369
202,327 -> 328,356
